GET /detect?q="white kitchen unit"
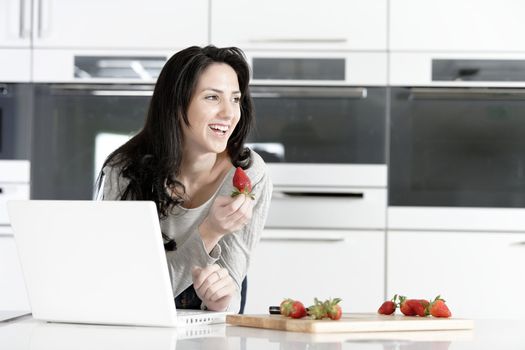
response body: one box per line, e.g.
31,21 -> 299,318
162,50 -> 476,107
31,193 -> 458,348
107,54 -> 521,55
389,52 -> 525,87
246,230 -> 384,314
390,0 -> 525,52
387,230 -> 525,320
30,0 -> 208,49
0,0 -> 31,81
0,160 -> 30,311
245,165 -> 387,314
0,160 -> 30,225
0,49 -> 31,82
211,0 -> 387,51
0,0 -> 31,48
0,229 -> 30,311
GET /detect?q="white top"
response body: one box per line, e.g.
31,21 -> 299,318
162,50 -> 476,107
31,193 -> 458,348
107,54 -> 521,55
100,150 -> 273,312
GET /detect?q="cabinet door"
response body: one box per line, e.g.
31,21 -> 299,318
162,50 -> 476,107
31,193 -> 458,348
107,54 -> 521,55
32,0 -> 208,49
390,0 -> 525,52
0,50 -> 31,82
211,0 -> 387,51
388,231 -> 525,319
244,230 -> 385,314
0,0 -> 31,47
0,234 -> 30,310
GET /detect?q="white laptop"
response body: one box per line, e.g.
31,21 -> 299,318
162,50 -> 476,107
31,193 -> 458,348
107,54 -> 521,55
6,200 -> 227,327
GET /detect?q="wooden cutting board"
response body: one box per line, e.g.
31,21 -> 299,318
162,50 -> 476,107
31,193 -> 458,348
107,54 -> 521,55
226,313 -> 474,333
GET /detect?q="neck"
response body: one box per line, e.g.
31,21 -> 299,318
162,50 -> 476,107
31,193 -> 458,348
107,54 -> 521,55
179,150 -> 228,186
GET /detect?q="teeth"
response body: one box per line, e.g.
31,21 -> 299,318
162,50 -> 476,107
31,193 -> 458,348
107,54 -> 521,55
209,124 -> 229,132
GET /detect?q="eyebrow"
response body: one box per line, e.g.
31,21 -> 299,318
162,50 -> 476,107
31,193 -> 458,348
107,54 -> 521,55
202,88 -> 241,95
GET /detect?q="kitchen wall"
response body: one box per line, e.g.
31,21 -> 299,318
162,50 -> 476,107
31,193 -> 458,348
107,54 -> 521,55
1,0 -> 525,319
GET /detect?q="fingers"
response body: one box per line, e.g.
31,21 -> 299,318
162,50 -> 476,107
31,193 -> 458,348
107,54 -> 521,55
193,266 -> 235,301
192,264 -> 220,290
225,198 -> 254,229
204,275 -> 236,302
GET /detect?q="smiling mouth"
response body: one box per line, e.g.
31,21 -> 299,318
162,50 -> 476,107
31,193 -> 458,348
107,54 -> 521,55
209,124 -> 229,135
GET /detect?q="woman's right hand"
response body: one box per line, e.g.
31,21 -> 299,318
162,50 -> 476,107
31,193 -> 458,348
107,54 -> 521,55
199,194 -> 254,252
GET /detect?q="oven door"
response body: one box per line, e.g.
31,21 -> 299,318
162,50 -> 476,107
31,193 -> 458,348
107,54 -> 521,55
0,84 -> 32,160
248,85 -> 387,164
390,86 -> 525,209
31,84 -> 153,199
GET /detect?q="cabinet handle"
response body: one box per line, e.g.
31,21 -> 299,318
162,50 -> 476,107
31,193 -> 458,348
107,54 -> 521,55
261,237 -> 345,243
37,0 -> 50,38
510,241 -> 525,247
250,86 -> 367,99
410,88 -> 525,100
0,187 -> 3,194
248,38 -> 348,44
18,0 -> 30,38
277,191 -> 364,198
19,0 -> 25,38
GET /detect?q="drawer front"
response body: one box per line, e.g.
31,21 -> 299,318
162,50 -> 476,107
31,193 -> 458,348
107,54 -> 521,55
266,188 -> 386,230
245,230 -> 385,314
0,184 -> 30,225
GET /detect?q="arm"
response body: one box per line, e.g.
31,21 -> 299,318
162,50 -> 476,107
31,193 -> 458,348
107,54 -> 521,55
216,167 -> 273,312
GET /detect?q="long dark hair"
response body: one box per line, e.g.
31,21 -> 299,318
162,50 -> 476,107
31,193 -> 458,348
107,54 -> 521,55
96,45 -> 254,218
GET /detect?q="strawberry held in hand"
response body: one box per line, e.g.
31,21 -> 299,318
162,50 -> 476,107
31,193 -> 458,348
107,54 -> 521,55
231,167 -> 255,199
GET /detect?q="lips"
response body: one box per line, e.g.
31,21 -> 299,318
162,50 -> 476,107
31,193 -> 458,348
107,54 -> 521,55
208,123 -> 230,135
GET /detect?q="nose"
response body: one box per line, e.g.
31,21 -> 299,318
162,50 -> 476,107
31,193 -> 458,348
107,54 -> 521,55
219,99 -> 237,120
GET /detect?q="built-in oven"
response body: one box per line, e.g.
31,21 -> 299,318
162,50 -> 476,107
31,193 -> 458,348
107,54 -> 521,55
0,84 -> 32,161
243,52 -> 388,313
30,55 -> 168,200
389,53 -> 525,231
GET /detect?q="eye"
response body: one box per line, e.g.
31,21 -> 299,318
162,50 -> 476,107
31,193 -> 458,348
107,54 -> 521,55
232,96 -> 241,104
205,95 -> 219,101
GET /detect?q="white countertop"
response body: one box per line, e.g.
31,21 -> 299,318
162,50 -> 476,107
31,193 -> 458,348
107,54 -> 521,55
1,316 -> 524,350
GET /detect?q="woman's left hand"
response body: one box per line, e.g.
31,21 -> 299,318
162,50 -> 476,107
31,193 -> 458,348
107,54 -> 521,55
192,264 -> 236,311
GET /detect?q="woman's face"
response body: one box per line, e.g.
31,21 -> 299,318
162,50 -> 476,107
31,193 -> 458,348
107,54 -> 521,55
182,63 -> 241,156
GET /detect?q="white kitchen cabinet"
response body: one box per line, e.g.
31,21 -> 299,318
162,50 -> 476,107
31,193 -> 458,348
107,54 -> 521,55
244,230 -> 385,314
211,0 -> 387,51
390,0 -> 525,52
0,49 -> 31,82
1,0 -> 208,50
0,0 -> 31,81
387,231 -> 525,320
0,231 -> 30,311
30,0 -> 208,49
0,0 -> 31,48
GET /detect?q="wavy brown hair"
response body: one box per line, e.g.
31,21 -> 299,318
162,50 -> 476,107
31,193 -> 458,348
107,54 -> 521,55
96,46 -> 254,219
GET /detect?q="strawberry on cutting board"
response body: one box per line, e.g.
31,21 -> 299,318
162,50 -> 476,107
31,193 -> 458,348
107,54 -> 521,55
231,167 -> 255,199
378,294 -> 398,315
324,298 -> 343,320
289,300 -> 307,319
429,296 -> 452,318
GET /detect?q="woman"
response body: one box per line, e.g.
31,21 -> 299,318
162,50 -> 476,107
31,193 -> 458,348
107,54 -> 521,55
96,45 -> 272,313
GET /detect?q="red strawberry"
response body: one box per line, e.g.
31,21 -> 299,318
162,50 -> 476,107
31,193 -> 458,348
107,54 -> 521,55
280,298 -> 294,317
399,296 -> 416,316
429,296 -> 452,318
406,299 -> 430,317
231,167 -> 255,199
289,300 -> 307,319
378,294 -> 398,315
308,298 -> 328,320
324,298 -> 343,320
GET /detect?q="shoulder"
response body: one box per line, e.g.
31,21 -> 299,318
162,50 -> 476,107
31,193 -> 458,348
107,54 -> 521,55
244,149 -> 269,186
